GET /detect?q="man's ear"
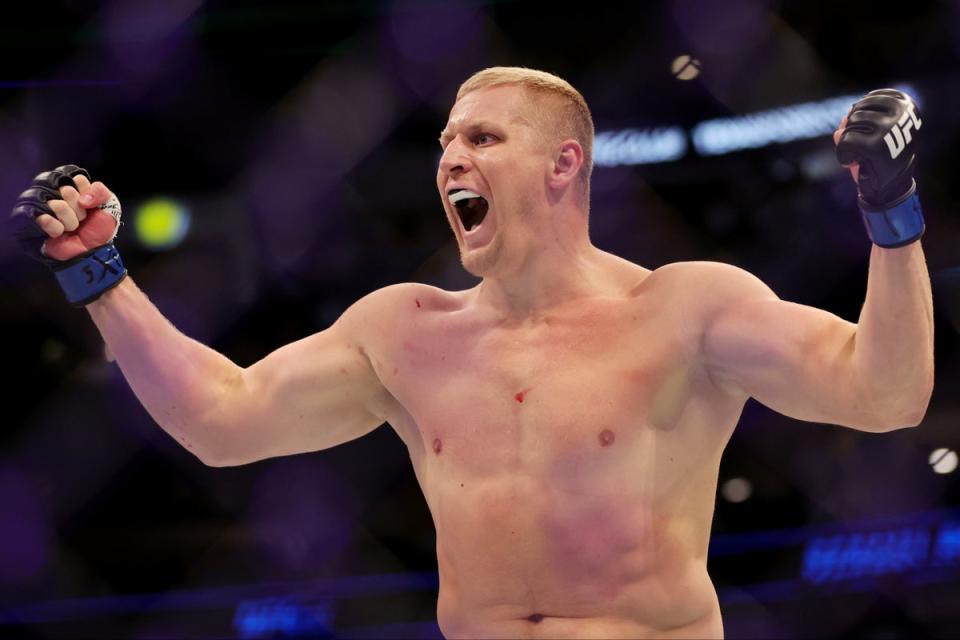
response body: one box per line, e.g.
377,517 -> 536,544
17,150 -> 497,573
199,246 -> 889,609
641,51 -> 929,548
549,139 -> 584,191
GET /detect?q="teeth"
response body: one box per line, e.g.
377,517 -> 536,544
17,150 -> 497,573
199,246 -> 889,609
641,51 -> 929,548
448,189 -> 481,205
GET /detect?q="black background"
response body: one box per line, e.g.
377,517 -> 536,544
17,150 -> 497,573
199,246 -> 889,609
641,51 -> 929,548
1,1 -> 959,638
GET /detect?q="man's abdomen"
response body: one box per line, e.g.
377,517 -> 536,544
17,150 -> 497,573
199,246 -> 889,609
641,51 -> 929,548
435,559 -> 723,639
429,473 -> 721,638
437,608 -> 723,640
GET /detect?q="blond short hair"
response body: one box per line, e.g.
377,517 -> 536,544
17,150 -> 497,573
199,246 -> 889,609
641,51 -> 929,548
457,67 -> 594,205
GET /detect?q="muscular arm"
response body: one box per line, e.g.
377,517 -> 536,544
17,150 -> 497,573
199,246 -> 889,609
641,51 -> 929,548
88,277 -> 391,466
700,244 -> 933,432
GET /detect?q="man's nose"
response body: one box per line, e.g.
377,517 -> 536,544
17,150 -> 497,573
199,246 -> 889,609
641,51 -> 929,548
439,137 -> 472,177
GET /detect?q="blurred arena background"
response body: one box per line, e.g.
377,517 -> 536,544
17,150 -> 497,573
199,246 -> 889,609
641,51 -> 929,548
1,0 -> 959,637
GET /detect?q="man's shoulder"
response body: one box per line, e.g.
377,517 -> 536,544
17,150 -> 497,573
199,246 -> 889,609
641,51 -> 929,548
342,282 -> 468,325
651,260 -> 769,289
647,261 -> 777,311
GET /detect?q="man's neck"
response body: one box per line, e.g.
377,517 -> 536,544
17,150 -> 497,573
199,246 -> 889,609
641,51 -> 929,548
473,240 -> 612,322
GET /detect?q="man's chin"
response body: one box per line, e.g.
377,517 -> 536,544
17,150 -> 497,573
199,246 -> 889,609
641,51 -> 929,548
459,238 -> 503,277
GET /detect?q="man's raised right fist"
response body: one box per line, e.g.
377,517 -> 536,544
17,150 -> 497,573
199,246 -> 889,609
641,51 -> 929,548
9,164 -> 127,306
11,164 -> 120,262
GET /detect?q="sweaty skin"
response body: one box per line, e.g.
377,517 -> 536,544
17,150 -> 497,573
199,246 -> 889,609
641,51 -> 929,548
405,85 -> 727,637
78,81 -> 931,640
343,84 -> 927,638
356,265 -> 738,639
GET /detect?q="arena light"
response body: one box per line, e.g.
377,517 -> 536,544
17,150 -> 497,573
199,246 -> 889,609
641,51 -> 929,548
670,55 -> 701,81
692,85 -> 918,156
691,95 -> 863,156
234,597 -> 331,639
720,477 -> 752,503
132,196 -> 191,250
801,528 -> 931,583
933,523 -> 960,566
595,85 -> 920,164
929,448 -> 958,474
593,127 -> 687,167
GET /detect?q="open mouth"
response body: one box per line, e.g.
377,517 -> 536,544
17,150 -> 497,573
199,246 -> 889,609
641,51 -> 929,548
448,189 -> 489,232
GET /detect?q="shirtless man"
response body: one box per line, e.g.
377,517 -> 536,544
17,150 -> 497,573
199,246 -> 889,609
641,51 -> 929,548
11,69 -> 933,638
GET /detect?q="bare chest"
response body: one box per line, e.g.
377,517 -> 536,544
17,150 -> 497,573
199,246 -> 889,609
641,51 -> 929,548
381,303 -> 710,486
370,294 -> 737,622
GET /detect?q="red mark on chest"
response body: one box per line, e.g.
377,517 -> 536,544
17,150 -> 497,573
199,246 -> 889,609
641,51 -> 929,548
432,438 -> 442,454
358,345 -> 366,356
339,367 -> 348,376
415,298 -> 421,308
393,367 -> 399,375
515,388 -> 531,403
599,429 -> 616,447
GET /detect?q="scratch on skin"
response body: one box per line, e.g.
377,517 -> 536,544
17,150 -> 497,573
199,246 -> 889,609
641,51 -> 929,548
515,388 -> 531,403
433,438 -> 442,454
416,298 -> 422,308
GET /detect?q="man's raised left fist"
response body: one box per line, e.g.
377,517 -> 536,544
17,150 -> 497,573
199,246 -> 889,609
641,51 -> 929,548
835,89 -> 922,208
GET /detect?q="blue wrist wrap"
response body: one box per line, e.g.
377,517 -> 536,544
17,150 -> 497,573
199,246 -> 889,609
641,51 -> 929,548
52,243 -> 127,307
859,191 -> 925,249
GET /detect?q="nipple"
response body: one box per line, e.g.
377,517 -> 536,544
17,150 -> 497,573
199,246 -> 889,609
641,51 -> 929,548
599,429 -> 615,447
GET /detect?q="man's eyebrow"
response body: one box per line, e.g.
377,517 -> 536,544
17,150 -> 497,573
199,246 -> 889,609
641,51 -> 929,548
438,117 -> 527,146
439,120 -> 505,142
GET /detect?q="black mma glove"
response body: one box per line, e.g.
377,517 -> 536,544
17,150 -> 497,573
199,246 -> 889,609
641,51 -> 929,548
835,89 -> 924,248
9,164 -> 126,306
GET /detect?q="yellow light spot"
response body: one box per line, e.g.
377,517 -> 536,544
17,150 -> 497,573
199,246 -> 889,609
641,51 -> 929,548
133,197 -> 190,249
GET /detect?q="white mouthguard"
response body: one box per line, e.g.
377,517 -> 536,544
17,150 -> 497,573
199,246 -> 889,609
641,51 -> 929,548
448,189 -> 482,205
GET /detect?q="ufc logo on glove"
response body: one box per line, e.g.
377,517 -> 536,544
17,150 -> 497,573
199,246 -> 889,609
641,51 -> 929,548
884,103 -> 922,159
